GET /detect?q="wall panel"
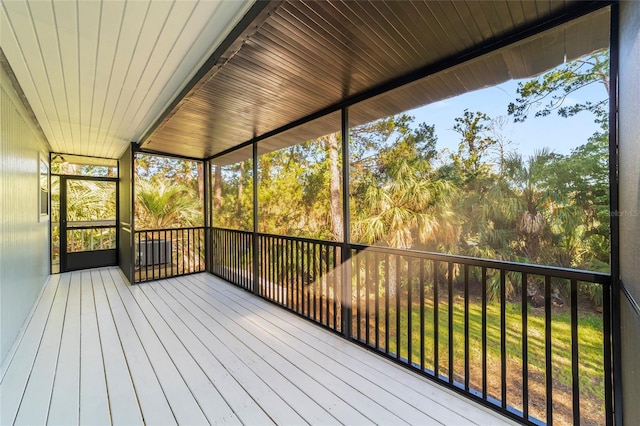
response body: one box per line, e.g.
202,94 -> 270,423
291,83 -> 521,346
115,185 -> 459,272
618,1 -> 640,423
118,144 -> 134,283
0,61 -> 51,364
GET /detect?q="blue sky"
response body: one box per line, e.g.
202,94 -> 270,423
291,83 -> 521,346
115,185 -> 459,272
406,77 -> 606,161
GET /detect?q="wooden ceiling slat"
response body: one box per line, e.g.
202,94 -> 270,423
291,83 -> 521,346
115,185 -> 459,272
143,0 -> 608,159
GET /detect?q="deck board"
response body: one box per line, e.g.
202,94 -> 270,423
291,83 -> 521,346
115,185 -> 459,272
79,270 -> 110,425
48,271 -> 80,425
1,267 -> 517,426
14,274 -> 69,425
93,269 -> 143,426
0,274 -> 60,425
101,268 -> 176,425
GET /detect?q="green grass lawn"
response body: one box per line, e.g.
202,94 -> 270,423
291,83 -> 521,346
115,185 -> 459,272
352,290 -> 606,425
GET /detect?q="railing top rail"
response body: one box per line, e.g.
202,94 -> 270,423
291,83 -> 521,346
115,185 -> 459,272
349,243 -> 611,285
211,227 -> 254,236
135,226 -> 205,232
211,226 -> 611,285
256,232 -> 343,247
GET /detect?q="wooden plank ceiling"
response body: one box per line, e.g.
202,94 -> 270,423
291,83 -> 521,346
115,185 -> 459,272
142,0 -> 609,161
0,0 -> 254,159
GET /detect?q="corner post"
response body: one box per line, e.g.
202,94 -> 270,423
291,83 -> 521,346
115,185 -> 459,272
252,142 -> 260,295
341,107 -> 352,338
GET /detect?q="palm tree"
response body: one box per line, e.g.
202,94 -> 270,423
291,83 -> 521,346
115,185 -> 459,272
135,180 -> 203,229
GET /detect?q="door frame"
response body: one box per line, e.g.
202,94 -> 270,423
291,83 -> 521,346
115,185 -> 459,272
59,175 -> 119,272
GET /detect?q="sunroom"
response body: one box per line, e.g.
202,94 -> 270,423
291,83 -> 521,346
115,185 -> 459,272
1,1 -> 639,425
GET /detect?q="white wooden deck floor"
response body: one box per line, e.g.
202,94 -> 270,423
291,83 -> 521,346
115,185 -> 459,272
1,267 -> 516,425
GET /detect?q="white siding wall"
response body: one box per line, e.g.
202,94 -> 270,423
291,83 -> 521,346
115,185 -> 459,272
0,63 -> 50,364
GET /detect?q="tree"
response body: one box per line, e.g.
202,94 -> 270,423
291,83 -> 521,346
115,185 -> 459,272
508,50 -> 609,123
507,48 -> 610,273
450,110 -> 498,183
135,180 -> 203,229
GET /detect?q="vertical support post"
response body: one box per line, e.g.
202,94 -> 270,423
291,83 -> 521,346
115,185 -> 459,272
252,142 -> 260,295
341,107 -> 352,338
608,3 -> 623,425
204,159 -> 211,272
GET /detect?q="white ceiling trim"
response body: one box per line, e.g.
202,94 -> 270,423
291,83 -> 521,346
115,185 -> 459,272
0,0 -> 254,159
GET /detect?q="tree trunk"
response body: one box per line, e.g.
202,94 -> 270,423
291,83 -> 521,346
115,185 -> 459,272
197,162 -> 205,201
213,164 -> 223,211
237,161 -> 244,214
325,133 -> 344,242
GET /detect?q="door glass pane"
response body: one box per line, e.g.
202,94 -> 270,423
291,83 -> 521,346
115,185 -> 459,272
66,180 -> 116,223
66,180 -> 116,253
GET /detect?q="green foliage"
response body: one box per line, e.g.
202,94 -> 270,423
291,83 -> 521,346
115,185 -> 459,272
508,50 -> 609,123
135,180 -> 203,229
135,154 -> 204,229
450,110 -> 498,183
210,51 -> 610,306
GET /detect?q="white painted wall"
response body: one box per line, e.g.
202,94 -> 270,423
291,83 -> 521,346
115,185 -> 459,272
0,61 -> 50,364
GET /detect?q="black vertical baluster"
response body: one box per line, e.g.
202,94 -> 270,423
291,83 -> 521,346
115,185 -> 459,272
434,261 -> 439,376
306,241 -> 313,318
312,242 -> 317,319
545,275 -> 553,425
146,231 -> 150,282
464,264 -> 469,391
365,251 -> 370,346
448,262 -> 453,384
267,237 -> 271,299
420,259 -> 425,371
257,235 -> 262,295
294,239 -> 298,312
571,279 -> 580,425
171,230 -> 175,278
374,252 -> 380,349
396,255 -> 401,360
182,229 -> 186,275
246,233 -> 249,287
501,269 -> 507,408
165,230 -> 168,278
356,251 -> 361,340
408,257 -> 413,366
603,283 -> 612,426
265,236 -> 269,297
267,236 -> 276,300
325,244 -> 330,326
291,239 -> 296,308
285,238 -> 289,307
299,240 -> 304,313
244,233 -> 247,288
187,228 -> 191,275
319,245 -> 324,324
482,267 -> 487,399
279,237 -> 283,304
274,236 -> 278,302
291,239 -> 295,308
189,229 -> 193,275
522,272 -> 529,420
385,254 -> 390,355
333,245 -> 337,330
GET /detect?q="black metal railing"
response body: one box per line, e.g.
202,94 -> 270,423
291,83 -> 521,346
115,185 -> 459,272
210,228 -> 343,330
348,244 -> 612,426
257,233 -> 343,331
134,227 -> 205,283
210,227 -> 613,425
210,227 -> 254,291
